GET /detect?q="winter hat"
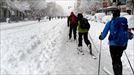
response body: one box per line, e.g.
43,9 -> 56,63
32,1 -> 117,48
77,13 -> 83,20
71,12 -> 74,14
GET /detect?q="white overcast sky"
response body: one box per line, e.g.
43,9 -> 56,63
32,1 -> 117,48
46,0 -> 76,15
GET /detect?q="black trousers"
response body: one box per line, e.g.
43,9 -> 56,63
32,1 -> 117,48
109,46 -> 126,75
78,32 -> 91,47
69,25 -> 77,40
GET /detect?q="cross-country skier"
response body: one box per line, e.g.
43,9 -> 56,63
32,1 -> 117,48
77,13 -> 93,55
67,12 -> 77,40
99,9 -> 133,75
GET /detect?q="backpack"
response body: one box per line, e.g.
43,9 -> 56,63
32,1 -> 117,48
70,15 -> 77,25
80,18 -> 90,29
111,17 -> 129,46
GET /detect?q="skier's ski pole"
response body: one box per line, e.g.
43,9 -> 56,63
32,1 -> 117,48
98,40 -> 102,75
88,33 -> 99,53
124,51 -> 134,74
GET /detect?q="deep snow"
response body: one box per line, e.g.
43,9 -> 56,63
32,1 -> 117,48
0,18 -> 134,75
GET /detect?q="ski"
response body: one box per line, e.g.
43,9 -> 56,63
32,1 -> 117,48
102,67 -> 113,75
77,47 -> 97,59
90,53 -> 97,59
91,54 -> 97,59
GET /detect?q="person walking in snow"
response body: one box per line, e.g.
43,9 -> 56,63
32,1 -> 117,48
67,12 -> 77,40
99,9 -> 133,75
38,17 -> 41,22
77,13 -> 93,55
49,16 -> 51,21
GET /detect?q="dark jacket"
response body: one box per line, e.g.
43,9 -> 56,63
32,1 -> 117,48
68,12 -> 77,26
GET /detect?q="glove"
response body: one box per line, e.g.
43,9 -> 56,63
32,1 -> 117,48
128,32 -> 134,40
99,35 -> 103,40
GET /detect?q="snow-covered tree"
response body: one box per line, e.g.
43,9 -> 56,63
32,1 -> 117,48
26,0 -> 46,11
44,2 -> 65,16
6,0 -> 30,12
5,0 -> 65,18
77,0 -> 102,14
6,0 -> 47,15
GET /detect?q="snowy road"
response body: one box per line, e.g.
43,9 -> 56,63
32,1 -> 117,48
0,20 -> 48,31
0,19 -> 133,75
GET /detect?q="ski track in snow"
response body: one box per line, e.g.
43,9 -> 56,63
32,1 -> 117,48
0,19 -> 133,75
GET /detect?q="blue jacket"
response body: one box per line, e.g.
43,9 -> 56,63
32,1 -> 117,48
101,17 -> 128,46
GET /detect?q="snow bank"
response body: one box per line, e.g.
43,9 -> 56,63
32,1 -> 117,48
124,15 -> 134,28
102,15 -> 112,24
94,13 -> 106,22
0,19 -> 67,74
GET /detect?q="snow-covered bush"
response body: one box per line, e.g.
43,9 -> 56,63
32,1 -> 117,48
102,15 -> 112,24
124,15 -> 134,28
94,13 -> 105,22
84,15 -> 92,20
102,12 -> 129,24
120,12 -> 129,17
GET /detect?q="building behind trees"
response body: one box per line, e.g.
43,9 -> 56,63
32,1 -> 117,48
0,0 -> 25,22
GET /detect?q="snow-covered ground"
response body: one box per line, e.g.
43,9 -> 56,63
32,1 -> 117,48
0,18 -> 134,75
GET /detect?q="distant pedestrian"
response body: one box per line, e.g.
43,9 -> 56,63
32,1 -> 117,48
99,9 -> 133,75
38,17 -> 41,22
49,16 -> 51,21
77,13 -> 94,55
67,12 -> 77,40
6,17 -> 10,23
